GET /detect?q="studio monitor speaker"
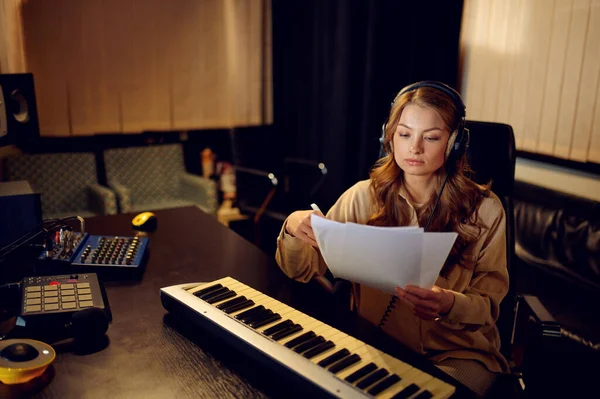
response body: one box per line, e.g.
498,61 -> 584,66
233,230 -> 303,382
0,73 -> 40,148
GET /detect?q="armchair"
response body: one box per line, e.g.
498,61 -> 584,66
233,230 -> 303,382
2,152 -> 117,219
103,143 -> 218,215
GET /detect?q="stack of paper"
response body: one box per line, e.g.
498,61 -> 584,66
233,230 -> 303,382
311,215 -> 457,294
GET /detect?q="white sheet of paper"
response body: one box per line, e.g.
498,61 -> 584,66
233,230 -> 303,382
310,216 -> 346,275
419,232 -> 458,288
311,215 -> 458,294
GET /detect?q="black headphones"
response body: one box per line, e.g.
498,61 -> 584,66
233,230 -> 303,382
379,80 -> 469,169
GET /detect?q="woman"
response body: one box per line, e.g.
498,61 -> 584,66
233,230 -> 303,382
275,81 -> 509,395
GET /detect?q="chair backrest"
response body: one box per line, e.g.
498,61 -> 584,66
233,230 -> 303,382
2,152 -> 98,218
104,143 -> 186,204
464,120 -> 517,359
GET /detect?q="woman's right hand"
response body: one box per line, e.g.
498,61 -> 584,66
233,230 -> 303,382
285,209 -> 325,248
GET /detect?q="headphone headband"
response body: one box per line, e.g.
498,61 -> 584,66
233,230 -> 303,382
396,80 -> 466,118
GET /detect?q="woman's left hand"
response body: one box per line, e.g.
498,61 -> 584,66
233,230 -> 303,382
395,285 -> 455,321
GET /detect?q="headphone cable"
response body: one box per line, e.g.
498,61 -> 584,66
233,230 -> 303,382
378,168 -> 452,329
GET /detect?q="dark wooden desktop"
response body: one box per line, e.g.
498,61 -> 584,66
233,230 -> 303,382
8,206 -> 480,399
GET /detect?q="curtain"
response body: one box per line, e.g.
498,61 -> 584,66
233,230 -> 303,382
0,0 -> 26,74
18,0 -> 271,136
461,0 -> 600,164
272,0 -> 464,208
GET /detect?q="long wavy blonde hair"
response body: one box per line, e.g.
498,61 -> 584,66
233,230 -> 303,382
368,85 -> 490,275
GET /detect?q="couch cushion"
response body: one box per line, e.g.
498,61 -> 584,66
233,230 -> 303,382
104,144 -> 185,206
3,152 -> 98,219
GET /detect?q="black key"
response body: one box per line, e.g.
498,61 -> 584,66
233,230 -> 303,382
345,362 -> 377,383
318,348 -> 350,367
206,290 -> 236,304
284,331 -> 316,348
242,309 -> 273,325
263,320 -> 293,336
356,368 -> 389,389
293,336 -> 325,353
234,305 -> 265,321
303,340 -> 335,359
271,324 -> 303,341
367,374 -> 401,395
198,286 -> 228,300
250,313 -> 282,329
391,383 -> 420,399
413,391 -> 433,399
223,300 -> 255,314
328,354 -> 361,373
193,284 -> 224,298
216,296 -> 247,310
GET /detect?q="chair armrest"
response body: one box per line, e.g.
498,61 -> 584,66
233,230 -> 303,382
87,184 -> 118,215
284,157 -> 328,173
517,295 -> 561,339
109,181 -> 133,213
179,173 -> 218,215
235,166 -> 279,185
234,166 -> 279,223
283,158 -> 327,197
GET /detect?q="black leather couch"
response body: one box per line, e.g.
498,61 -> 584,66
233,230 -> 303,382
512,180 -> 600,397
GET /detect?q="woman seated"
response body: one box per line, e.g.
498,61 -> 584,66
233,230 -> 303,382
275,81 -> 509,396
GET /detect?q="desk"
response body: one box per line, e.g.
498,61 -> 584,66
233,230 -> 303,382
8,206 -> 476,399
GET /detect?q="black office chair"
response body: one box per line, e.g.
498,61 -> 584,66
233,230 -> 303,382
463,121 -> 517,361
229,125 -> 328,252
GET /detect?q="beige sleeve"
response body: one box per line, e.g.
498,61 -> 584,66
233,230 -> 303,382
275,180 -> 371,283
443,198 -> 510,332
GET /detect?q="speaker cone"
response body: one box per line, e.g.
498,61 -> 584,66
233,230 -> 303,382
10,89 -> 29,123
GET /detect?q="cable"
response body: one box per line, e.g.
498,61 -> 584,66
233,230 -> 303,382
378,168 -> 452,330
0,216 -> 84,263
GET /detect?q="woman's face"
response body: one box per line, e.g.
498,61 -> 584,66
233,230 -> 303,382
392,104 -> 450,180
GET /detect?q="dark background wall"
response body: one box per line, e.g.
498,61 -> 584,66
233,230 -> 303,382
272,0 -> 464,209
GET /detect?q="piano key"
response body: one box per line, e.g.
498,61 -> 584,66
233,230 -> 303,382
389,383 -> 420,399
412,390 -> 433,399
284,331 -> 316,348
206,290 -> 237,304
318,348 -> 350,367
355,368 -> 389,389
337,345 -> 411,383
223,300 -> 255,314
367,374 -> 401,396
197,286 -> 229,300
303,340 -> 335,359
416,378 -> 455,399
234,305 -> 266,321
328,354 -> 361,373
271,324 -> 303,341
250,313 -> 282,329
192,283 -> 223,297
379,369 -> 434,399
345,362 -> 377,383
242,309 -> 273,325
216,296 -> 247,310
293,336 -> 325,354
263,320 -> 293,336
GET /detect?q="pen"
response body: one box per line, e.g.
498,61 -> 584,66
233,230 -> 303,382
310,203 -> 322,213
